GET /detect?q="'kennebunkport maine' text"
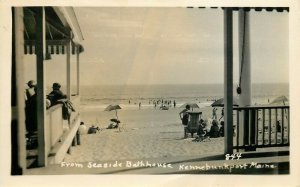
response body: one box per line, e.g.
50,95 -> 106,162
178,162 -> 276,172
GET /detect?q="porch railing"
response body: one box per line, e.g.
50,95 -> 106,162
45,104 -> 64,155
45,95 -> 80,156
232,105 -> 289,151
69,95 -> 80,125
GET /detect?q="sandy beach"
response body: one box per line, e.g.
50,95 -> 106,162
61,103 -> 289,175
64,106 -> 225,162
25,104 -> 289,175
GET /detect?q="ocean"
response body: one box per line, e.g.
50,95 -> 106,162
79,83 -> 289,110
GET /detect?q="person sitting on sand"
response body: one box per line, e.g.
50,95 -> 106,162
195,119 -> 211,142
210,120 -> 220,138
197,119 -> 206,137
107,121 -> 119,129
88,125 -> 100,134
203,118 -> 212,135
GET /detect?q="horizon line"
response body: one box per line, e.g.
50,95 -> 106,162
75,82 -> 289,86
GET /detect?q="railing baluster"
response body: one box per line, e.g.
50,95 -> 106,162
288,107 -> 290,144
268,109 -> 272,145
275,108 -> 278,144
262,109 -> 265,145
247,109 -> 250,146
281,108 -> 284,145
236,110 -> 239,152
249,109 -> 254,146
256,109 -> 258,145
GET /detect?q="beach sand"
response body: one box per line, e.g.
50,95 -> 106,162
64,106 -> 225,162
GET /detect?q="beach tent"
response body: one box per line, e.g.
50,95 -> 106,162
180,102 -> 200,111
270,95 -> 289,105
211,97 -> 239,107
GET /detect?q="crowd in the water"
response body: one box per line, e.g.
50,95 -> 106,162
128,99 -> 177,110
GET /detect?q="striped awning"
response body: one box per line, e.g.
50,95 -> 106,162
24,40 -> 84,55
187,7 -> 289,12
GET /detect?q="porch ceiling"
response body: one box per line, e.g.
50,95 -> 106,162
23,7 -> 84,55
24,7 -> 71,41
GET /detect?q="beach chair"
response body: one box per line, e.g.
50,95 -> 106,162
118,123 -> 126,132
184,111 -> 201,138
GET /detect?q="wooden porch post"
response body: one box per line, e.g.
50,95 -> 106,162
35,7 -> 47,166
238,9 -> 252,148
66,40 -> 71,99
76,47 -> 80,95
12,7 -> 27,174
238,9 -> 251,106
224,8 -> 233,154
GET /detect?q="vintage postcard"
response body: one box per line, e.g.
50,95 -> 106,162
1,0 -> 300,187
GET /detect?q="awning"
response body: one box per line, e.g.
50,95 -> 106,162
187,7 -> 289,12
24,40 -> 84,55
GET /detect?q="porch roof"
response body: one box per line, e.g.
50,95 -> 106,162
23,7 -> 84,55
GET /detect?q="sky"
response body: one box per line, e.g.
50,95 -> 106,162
23,7 -> 289,86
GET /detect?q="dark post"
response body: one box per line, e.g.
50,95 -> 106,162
72,137 -> 77,146
77,47 -> 80,95
76,130 -> 81,145
224,8 -> 233,154
66,40 -> 71,99
243,110 -> 249,146
67,146 -> 72,154
250,109 -> 256,148
35,7 -> 47,166
11,7 -> 24,175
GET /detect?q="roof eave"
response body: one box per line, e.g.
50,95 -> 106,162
53,7 -> 84,43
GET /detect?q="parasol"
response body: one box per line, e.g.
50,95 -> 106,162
104,104 -> 122,120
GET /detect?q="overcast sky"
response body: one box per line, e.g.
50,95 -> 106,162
24,7 -> 289,86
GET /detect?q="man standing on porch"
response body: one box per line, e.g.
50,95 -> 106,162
47,82 -> 67,106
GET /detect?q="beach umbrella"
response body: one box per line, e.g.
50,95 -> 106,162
104,104 -> 122,120
211,98 -> 239,107
270,95 -> 289,105
180,102 -> 200,111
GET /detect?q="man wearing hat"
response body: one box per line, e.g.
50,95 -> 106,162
47,82 -> 67,106
25,80 -> 36,101
25,80 -> 37,133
